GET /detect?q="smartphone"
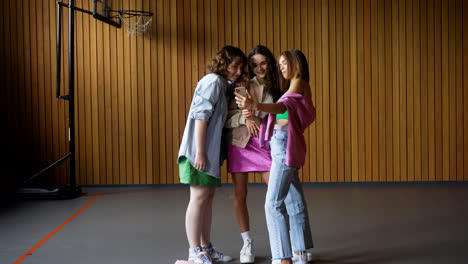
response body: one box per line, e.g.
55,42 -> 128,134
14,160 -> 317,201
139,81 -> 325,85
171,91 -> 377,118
235,86 -> 247,97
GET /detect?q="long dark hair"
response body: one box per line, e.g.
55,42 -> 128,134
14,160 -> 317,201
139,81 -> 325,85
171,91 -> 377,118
279,49 -> 310,92
247,45 -> 282,102
207,45 -> 247,79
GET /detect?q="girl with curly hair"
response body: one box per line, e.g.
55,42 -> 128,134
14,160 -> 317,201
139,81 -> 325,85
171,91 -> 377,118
178,45 -> 246,264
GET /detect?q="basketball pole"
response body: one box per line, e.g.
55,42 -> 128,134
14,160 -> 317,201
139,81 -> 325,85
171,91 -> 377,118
19,0 -> 115,198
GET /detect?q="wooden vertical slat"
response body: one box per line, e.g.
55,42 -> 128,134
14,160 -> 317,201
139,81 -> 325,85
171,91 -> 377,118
90,4 -> 101,184
225,0 -> 232,47
133,0 -> 144,184
22,0 -> 33,168
336,0 -> 345,182
273,0 -> 280,57
448,0 -> 457,181
427,0 -> 436,181
3,0 -> 13,165
103,21 -> 112,184
259,0 -> 266,47
110,15 -> 120,184
245,0 -> 252,51
37,0 -> 47,170
218,0 -> 225,48
251,0 -> 258,47
164,0 -> 173,184
406,0 -> 414,182
82,0 -> 93,184
322,0 -> 330,183
398,0 -> 407,182
343,0 -> 352,183
455,0 -> 464,181
432,0 -> 443,180
266,0 -> 274,57
350,0 -> 358,182
464,0 -> 468,181
357,0 -> 365,182
170,0 -> 178,183
392,0 -> 400,182
378,0 -> 387,182
239,0 -> 246,52
286,0 -> 293,48
308,0 -> 317,183
233,0 -> 239,47
280,0 -> 287,50
385,0 -> 394,182
364,0 -> 372,182
315,0 -> 324,182
420,0 -> 428,182
9,0 -> 18,167
301,0 -> 310,182
151,0 -> 160,184
329,0 -> 338,182
371,0 -> 379,182
96,7 -> 107,185
16,0 -> 26,168
413,0 -> 421,182
441,0 -> 450,181
142,0 -> 151,184
211,0 -> 218,57
118,1 -> 128,184
158,0 -> 167,184
128,0 -> 139,184
123,0 -> 133,184
294,0 -> 301,49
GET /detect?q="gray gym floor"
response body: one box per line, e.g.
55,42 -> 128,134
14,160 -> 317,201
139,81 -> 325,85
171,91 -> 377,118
1,183 -> 468,264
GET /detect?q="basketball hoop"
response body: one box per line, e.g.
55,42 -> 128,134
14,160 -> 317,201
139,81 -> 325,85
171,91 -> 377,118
118,10 -> 153,38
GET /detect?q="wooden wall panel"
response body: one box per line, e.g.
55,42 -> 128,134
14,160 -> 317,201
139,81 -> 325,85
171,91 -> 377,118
1,0 -> 467,186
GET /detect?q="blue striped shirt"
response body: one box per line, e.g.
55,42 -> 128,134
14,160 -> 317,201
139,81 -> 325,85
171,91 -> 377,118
177,73 -> 229,178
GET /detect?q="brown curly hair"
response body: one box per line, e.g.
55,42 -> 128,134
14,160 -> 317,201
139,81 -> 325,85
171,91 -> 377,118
207,45 -> 247,79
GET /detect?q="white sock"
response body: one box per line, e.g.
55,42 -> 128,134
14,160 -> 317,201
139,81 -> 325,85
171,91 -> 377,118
241,231 -> 252,241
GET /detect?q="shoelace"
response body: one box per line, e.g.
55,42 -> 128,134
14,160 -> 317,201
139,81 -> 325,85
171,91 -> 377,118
241,240 -> 252,255
197,253 -> 212,264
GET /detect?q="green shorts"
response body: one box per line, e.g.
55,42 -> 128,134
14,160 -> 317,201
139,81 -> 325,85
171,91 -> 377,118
178,156 -> 221,187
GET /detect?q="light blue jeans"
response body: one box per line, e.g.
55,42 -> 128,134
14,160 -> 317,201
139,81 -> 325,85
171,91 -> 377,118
265,130 -> 313,260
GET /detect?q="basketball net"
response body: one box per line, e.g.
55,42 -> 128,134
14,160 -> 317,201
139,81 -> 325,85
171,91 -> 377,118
118,10 -> 153,38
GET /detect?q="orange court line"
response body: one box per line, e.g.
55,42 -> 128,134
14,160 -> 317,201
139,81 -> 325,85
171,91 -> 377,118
12,193 -> 103,264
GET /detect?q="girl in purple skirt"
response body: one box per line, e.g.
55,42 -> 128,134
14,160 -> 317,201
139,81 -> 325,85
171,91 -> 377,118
225,45 -> 282,263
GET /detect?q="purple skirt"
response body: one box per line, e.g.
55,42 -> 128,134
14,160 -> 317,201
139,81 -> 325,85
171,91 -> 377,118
227,137 -> 272,173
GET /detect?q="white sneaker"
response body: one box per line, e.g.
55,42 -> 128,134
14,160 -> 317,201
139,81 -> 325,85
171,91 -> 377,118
306,249 -> 313,262
189,248 -> 212,264
189,247 -> 202,262
291,251 -> 307,264
240,238 -> 255,263
203,243 -> 233,262
194,252 -> 212,264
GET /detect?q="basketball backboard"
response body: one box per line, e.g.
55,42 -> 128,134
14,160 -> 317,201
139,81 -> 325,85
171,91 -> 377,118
93,0 -> 121,28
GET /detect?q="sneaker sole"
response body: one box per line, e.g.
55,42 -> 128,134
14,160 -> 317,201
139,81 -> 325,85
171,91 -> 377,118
240,255 -> 255,263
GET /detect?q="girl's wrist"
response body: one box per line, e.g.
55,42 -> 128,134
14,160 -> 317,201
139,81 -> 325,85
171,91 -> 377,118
252,102 -> 260,111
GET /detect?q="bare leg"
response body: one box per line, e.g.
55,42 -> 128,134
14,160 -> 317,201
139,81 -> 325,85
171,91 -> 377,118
185,185 -> 212,249
201,187 -> 216,246
259,171 -> 270,184
232,172 -> 250,233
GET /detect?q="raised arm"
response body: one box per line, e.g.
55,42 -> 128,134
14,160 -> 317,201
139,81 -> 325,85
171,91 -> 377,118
235,90 -> 286,114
